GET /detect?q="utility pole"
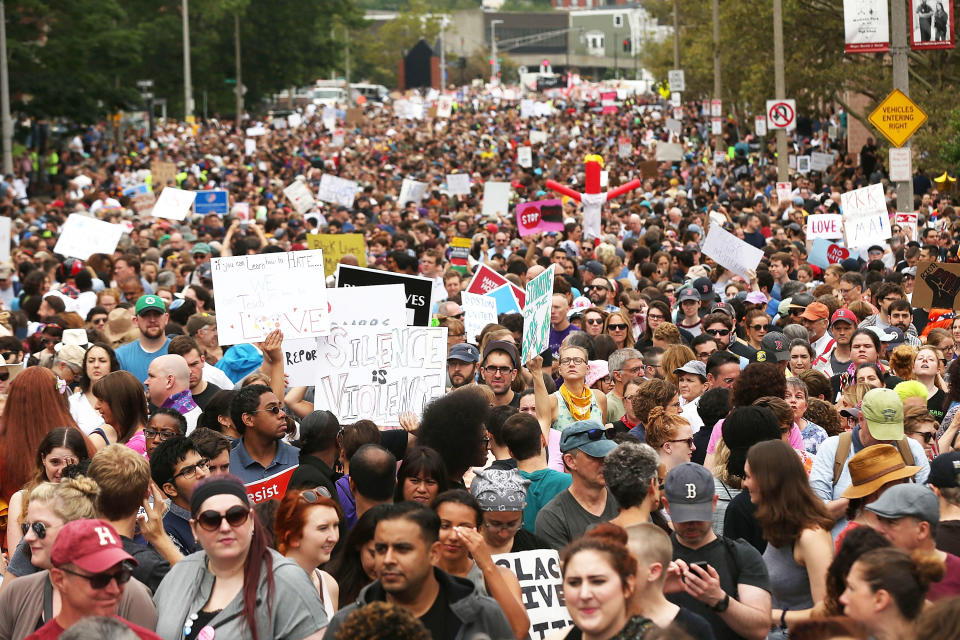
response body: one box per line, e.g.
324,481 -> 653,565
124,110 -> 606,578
890,0 -> 912,211
773,0 -> 788,180
712,0 -> 721,154
234,13 -> 242,129
344,25 -> 351,99
183,0 -> 193,121
0,1 -> 12,175
490,19 -> 503,85
439,16 -> 447,89
672,0 -> 680,69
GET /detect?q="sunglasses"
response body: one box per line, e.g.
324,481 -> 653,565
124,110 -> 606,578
706,328 -> 730,337
59,563 -> 134,589
251,405 -> 285,416
583,427 -> 617,441
607,323 -> 628,331
909,431 -> 936,443
300,486 -> 332,503
750,324 -> 769,332
449,312 -> 464,319
585,318 -> 604,325
196,504 -> 251,531
21,521 -> 49,539
667,437 -> 695,448
627,307 -> 644,313
585,285 -> 609,291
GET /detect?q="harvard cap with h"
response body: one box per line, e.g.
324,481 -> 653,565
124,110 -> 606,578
51,519 -> 137,573
664,463 -> 715,523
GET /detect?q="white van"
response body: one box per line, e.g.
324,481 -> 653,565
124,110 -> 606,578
311,87 -> 347,107
349,83 -> 390,105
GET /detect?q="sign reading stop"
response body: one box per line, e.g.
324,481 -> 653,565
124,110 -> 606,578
766,99 -> 796,131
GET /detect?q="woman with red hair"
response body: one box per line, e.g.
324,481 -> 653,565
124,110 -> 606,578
275,487 -> 343,619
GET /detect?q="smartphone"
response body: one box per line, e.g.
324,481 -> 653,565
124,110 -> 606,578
690,561 -> 710,572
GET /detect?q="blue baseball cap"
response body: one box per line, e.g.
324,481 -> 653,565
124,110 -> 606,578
559,421 -> 617,458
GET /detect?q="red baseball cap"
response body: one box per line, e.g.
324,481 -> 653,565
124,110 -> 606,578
831,308 -> 858,327
51,519 -> 136,573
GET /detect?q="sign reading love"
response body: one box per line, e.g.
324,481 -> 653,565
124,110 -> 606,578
516,199 -> 565,236
827,244 -> 850,264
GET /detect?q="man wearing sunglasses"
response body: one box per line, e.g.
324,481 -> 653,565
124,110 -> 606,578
39,519 -> 160,639
229,384 -> 300,484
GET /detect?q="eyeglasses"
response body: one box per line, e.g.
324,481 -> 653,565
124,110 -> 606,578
559,357 -> 587,366
664,288 -> 676,294
21,521 -> 51,539
59,563 -> 134,589
607,323 -> 628,331
483,365 -> 515,376
647,313 -> 664,321
667,437 -> 695,448
172,459 -> 209,481
585,318 -> 604,325
299,486 -> 332,503
251,405 -> 285,416
196,504 -> 251,531
482,518 -> 523,533
144,428 -> 180,440
909,431 -> 936,443
749,324 -> 769,332
706,328 -> 730,336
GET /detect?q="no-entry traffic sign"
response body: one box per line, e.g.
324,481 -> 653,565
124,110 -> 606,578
766,99 -> 796,131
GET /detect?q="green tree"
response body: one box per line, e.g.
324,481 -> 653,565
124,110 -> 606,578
353,0 -> 444,86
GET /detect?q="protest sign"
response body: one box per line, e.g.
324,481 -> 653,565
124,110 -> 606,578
282,338 -> 322,387
336,264 -> 434,326
811,151 -> 835,172
124,183 -> 156,215
511,283 -> 526,309
638,160 -> 659,179
655,142 -> 683,162
518,146 -> 533,168
447,173 -> 471,196
245,125 -> 267,137
244,138 -> 257,156
345,108 -> 363,125
449,237 -> 471,274
701,224 -> 764,280
776,182 -> 793,203
150,161 -> 177,191
842,183 -> 890,249
272,117 -> 287,129
318,175 -> 358,209
894,212 -> 918,240
313,325 -> 447,426
398,179 -> 428,206
797,156 -> 811,174
530,131 -> 548,145
516,199 -> 565,236
618,142 -> 632,158
521,265 -> 555,364
520,99 -> 535,118
0,217 -> 10,263
461,292 -> 499,343
53,214 -> 125,260
467,263 -> 509,296
482,182 -> 512,219
306,233 -> 367,275
488,283 -> 522,315
244,466 -> 298,504
287,113 -> 302,128
193,190 -> 229,217
283,179 -> 316,214
806,214 -> 844,239
665,118 -> 682,135
914,261 -> 960,310
492,550 -> 571,640
211,250 -> 330,344
152,186 -> 196,221
436,96 -> 453,118
808,238 -> 850,269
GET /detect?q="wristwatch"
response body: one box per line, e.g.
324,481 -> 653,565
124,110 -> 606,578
711,593 -> 731,612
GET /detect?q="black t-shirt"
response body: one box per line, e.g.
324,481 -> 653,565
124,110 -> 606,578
675,608 -> 717,640
380,429 -> 408,461
510,527 -> 551,552
723,490 -> 766,555
121,536 -> 171,595
419,586 -> 462,640
489,458 -> 518,471
192,382 -> 222,410
936,520 -> 960,558
928,388 -> 947,423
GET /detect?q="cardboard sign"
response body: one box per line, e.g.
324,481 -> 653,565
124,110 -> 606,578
461,291 -> 499,344
842,183 -> 891,249
54,214 -> 125,260
655,142 -> 683,162
211,250 -> 330,344
306,233 -> 367,276
518,146 -> 533,168
516,199 -> 565,236
806,214 -> 844,239
701,224 -> 764,280
521,265 -> 555,364
482,182 -> 512,220
244,465 -> 298,504
318,175 -> 358,209
193,190 -> 229,217
776,182 -> 793,203
152,186 -> 196,221
530,131 -> 548,145
914,261 -> 960,310
894,212 -> 918,240
492,550 -> 571,640
283,180 -> 316,215
345,107 -> 363,125
447,173 -> 471,196
639,160 -> 659,179
336,264 -> 434,326
150,161 -> 177,191
313,325 -> 447,426
398,179 -> 428,206
809,238 -> 850,269
467,264 -> 510,296
488,283 -> 522,315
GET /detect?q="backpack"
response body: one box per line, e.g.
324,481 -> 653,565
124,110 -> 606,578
832,431 -> 915,485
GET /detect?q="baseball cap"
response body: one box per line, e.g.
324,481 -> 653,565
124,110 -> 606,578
887,327 -> 906,348
745,291 -> 767,305
751,349 -> 776,364
664,463 -> 715,523
483,340 -> 519,369
865,483 -> 940,526
903,266 -> 917,277
860,387 -> 905,441
448,343 -> 480,363
579,260 -> 605,276
928,451 -> 960,489
191,242 -> 212,255
676,286 -> 700,303
51,519 -> 137,573
559,420 -> 617,458
760,331 -> 790,362
831,308 -> 858,327
691,277 -> 715,301
134,294 -> 166,316
708,301 -> 735,317
865,325 -> 897,343
674,359 -> 707,380
800,302 -> 829,322
788,293 -> 815,309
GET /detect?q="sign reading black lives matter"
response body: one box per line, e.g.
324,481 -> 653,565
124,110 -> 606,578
335,264 -> 434,326
914,261 -> 960,310
493,550 -> 572,640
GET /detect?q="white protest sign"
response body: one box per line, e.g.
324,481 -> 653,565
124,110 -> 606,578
806,214 -> 844,239
244,138 -> 257,156
0,216 -> 10,263
517,146 -> 532,168
447,174 -> 471,196
776,182 -> 792,203
151,186 -> 196,221
665,118 -> 682,135
534,102 -> 552,117
211,250 -> 330,345
889,147 -> 912,183
313,325 -> 447,426
245,125 -> 267,137
701,224 -> 764,281
398,179 -> 428,206
894,212 -> 918,240
53,214 -> 125,260
282,284 -> 407,387
287,113 -> 302,128
618,142 -> 632,158
461,292 -> 499,344
482,182 -> 512,219
655,142 -> 684,162
797,155 -> 811,174
520,99 -> 535,118
272,117 -> 287,129
521,264 -> 555,364
492,550 -> 571,640
842,183 -> 891,249
317,174 -> 358,209
283,179 -> 316,215
530,131 -> 548,145
810,152 -> 835,172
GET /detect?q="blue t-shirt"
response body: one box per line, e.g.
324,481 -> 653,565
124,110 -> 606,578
115,336 -> 172,383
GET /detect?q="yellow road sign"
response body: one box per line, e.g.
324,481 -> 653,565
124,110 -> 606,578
868,89 -> 927,148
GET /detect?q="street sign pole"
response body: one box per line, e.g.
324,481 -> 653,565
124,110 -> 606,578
891,0 -> 912,212
773,0 -> 788,181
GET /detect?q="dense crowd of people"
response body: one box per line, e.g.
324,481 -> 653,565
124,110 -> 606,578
0,83 -> 959,640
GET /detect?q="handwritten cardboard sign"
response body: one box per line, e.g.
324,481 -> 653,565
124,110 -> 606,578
152,186 -> 196,221
914,261 -> 960,310
211,250 -> 330,344
516,199 -> 565,237
306,233 -> 367,276
492,550 -> 572,640
399,179 -> 428,206
482,182 -> 512,220
336,264 -> 434,326
655,142 -> 684,162
806,214 -> 843,239
700,224 -> 764,280
150,161 -> 177,192
283,180 -> 316,215
521,265 -> 555,364
54,214 -> 125,260
313,325 -> 447,426
842,183 -> 891,249
244,465 -> 298,504
461,292 -> 499,344
318,175 -> 358,209
447,174 -> 471,196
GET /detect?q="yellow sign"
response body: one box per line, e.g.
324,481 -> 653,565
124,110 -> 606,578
868,89 -> 927,148
306,233 -> 367,276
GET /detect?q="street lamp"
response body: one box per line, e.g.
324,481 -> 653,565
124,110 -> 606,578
490,19 -> 503,85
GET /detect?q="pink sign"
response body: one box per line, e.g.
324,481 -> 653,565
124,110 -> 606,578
516,199 -> 565,236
